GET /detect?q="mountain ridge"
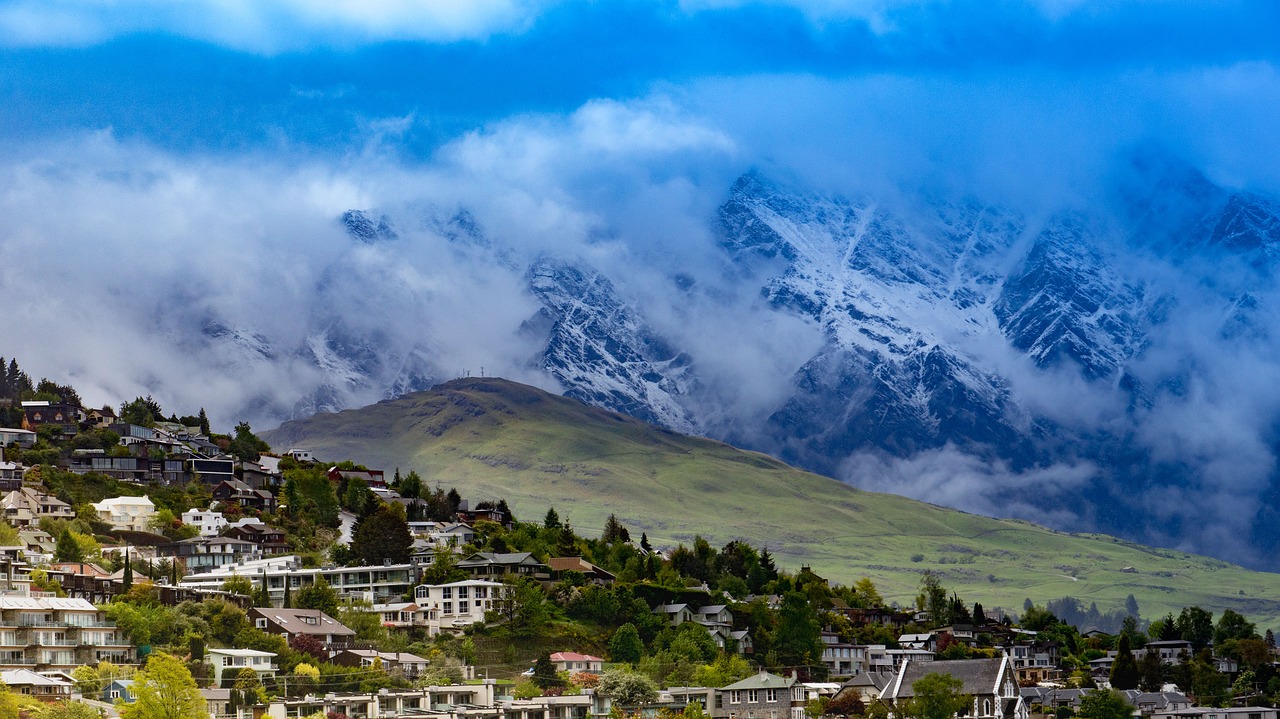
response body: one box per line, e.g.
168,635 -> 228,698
262,376 -> 1280,628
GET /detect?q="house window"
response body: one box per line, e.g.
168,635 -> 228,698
748,690 -> 759,703
442,587 -> 452,599
459,601 -> 469,614
476,587 -> 487,598
984,700 -> 991,715
443,603 -> 453,615
731,692 -> 741,704
458,587 -> 469,599
255,618 -> 267,629
766,690 -> 777,703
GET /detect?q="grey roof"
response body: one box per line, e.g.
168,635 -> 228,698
723,671 -> 796,691
888,658 -> 1006,699
251,608 -> 356,637
457,551 -> 543,567
843,673 -> 890,691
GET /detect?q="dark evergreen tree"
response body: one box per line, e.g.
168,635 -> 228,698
544,507 -> 562,529
120,396 -> 164,427
1110,634 -> 1141,690
55,529 -> 82,562
774,591 -> 823,666
640,533 -> 652,553
350,504 -> 412,565
399,470 -> 423,500
1125,594 -> 1140,618
602,513 -> 626,543
197,408 -> 210,435
122,550 -> 133,591
556,524 -> 579,556
532,654 -> 560,689
973,603 -> 987,626
609,623 -> 644,664
1215,609 -> 1258,644
228,421 -> 270,462
1139,650 -> 1164,692
1178,607 -> 1215,651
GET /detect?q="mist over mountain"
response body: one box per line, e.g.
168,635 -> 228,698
8,136 -> 1279,568
3,0 -> 1280,572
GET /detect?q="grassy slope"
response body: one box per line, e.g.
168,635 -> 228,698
263,378 -> 1280,628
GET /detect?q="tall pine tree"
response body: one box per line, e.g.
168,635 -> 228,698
1110,633 -> 1140,690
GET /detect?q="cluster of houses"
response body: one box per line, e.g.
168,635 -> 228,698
3,406 -> 1279,719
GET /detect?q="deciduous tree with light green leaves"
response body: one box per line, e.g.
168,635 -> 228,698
598,669 -> 658,707
1077,690 -> 1134,719
897,673 -> 970,719
120,652 -> 205,719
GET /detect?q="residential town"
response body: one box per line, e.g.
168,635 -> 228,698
2,361 -> 1279,719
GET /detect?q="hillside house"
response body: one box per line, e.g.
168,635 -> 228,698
0,669 -> 73,702
414,579 -> 506,634
551,652 -> 605,673
225,521 -> 289,554
157,536 -> 261,573
720,671 -> 807,719
92,495 -> 155,532
370,601 -> 432,629
548,557 -> 616,585
327,467 -> 387,488
881,657 -> 1025,719
181,508 -> 227,537
456,552 -> 550,582
0,428 -> 36,449
332,650 -> 431,678
20,402 -> 80,435
1,488 -> 73,528
821,632 -> 867,677
211,479 -> 277,512
0,459 -> 20,493
0,596 -> 135,670
103,678 -> 136,703
248,607 -> 356,649
208,648 -> 277,687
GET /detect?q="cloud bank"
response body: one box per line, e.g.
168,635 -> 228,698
4,1 -> 1280,566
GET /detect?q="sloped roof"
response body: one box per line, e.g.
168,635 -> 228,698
843,673 -> 890,691
0,669 -> 70,687
457,551 -> 542,566
723,671 -> 796,691
551,652 -> 604,663
886,657 -> 1007,699
253,608 -> 356,637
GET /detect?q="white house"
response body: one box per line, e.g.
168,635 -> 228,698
550,652 -> 604,673
413,580 -> 506,634
92,496 -> 156,532
208,648 -> 278,687
181,508 -> 227,537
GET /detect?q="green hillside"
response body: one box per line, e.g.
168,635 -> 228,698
263,377 -> 1280,629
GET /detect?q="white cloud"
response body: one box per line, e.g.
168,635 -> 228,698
0,0 -> 554,51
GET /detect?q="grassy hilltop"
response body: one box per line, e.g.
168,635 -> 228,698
263,377 -> 1280,628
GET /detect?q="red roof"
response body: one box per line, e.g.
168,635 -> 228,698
550,652 -> 604,663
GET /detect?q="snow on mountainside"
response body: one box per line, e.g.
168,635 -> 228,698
714,173 -> 1057,471
187,153 -> 1280,568
523,258 -> 698,433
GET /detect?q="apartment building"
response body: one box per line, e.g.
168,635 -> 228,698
0,596 -> 135,671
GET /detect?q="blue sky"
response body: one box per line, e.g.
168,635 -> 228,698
2,0 -> 1278,178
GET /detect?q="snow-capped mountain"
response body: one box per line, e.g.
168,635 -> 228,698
182,151 -> 1280,568
524,258 -> 699,433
